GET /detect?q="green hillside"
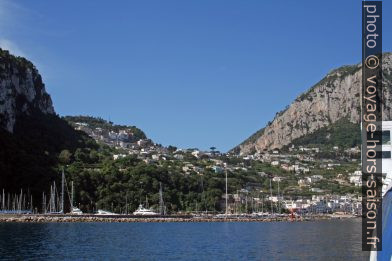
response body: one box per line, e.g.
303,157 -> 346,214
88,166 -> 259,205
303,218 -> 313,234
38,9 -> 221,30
289,118 -> 360,149
0,111 -> 95,198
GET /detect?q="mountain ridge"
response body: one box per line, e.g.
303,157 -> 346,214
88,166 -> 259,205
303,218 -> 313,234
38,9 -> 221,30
233,53 -> 392,154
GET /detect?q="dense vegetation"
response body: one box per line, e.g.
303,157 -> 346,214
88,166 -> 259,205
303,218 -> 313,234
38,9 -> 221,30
289,118 -> 360,150
0,111 -> 94,200
60,145 -> 361,214
62,148 -> 266,213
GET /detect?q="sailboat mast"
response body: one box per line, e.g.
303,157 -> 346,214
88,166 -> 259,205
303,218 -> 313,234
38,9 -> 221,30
277,179 -> 280,214
50,185 -> 52,212
71,181 -> 74,210
42,192 -> 45,214
269,177 -> 273,214
19,189 -> 22,212
61,169 -> 65,213
159,182 -> 164,215
225,169 -> 228,216
52,183 -> 55,212
125,192 -> 128,215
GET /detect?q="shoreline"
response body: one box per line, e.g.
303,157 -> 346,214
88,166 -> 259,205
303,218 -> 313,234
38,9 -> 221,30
0,214 -> 358,223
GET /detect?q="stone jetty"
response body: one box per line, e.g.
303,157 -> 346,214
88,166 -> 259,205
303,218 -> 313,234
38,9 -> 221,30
0,214 -> 356,223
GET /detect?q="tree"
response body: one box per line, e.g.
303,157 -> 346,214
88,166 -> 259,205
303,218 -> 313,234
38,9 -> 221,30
74,148 -> 89,162
210,146 -> 216,154
59,149 -> 72,164
168,145 -> 177,153
89,150 -> 99,163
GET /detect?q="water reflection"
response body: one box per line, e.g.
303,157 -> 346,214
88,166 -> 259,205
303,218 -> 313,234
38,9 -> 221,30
0,219 -> 369,260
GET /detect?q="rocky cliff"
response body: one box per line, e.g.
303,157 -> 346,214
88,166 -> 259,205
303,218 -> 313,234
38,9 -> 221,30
0,48 -> 55,133
0,49 -> 91,197
234,53 -> 392,154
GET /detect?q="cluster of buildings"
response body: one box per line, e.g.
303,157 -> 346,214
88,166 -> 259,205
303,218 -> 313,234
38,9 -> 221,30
297,175 -> 324,187
74,121 -> 171,160
283,194 -> 362,215
75,122 -> 141,148
220,190 -> 361,215
74,122 -> 226,173
348,170 -> 362,187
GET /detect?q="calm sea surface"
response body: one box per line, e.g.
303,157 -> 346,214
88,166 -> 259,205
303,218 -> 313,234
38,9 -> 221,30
0,219 -> 368,261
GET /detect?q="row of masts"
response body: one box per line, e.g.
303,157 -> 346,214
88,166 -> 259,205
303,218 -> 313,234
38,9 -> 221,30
1,167 -> 278,215
2,168 -> 163,215
0,169 -> 74,214
41,170 -> 75,214
224,170 -> 283,215
0,189 -> 33,213
0,184 -> 68,214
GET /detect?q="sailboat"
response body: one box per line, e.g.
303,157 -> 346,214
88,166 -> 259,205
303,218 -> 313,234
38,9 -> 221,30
70,181 -> 83,215
45,169 -> 83,215
45,174 -> 63,214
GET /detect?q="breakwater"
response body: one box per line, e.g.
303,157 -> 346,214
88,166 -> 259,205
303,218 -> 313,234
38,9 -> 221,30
0,214 -> 356,223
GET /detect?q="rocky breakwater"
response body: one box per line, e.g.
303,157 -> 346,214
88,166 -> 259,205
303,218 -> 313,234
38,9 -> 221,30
0,214 -> 350,223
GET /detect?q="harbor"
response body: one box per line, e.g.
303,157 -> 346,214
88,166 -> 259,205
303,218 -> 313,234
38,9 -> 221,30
0,170 -> 361,222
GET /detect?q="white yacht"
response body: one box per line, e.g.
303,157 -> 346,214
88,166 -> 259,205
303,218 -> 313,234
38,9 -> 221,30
133,204 -> 158,216
71,207 -> 83,215
97,209 -> 115,215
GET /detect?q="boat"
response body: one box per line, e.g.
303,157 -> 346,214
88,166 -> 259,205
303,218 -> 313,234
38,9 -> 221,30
97,209 -> 115,215
69,181 -> 83,215
251,212 -> 269,217
133,204 -> 158,216
70,207 -> 83,215
215,213 -> 229,218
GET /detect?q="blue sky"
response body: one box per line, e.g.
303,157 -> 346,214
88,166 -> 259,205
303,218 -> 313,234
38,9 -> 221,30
1,0 -> 391,151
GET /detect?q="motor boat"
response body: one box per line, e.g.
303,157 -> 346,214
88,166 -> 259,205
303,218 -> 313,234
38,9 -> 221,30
133,204 -> 158,216
97,209 -> 115,215
70,207 -> 83,215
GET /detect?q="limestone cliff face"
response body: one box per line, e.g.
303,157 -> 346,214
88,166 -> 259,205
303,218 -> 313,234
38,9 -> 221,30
0,49 -> 55,133
235,53 -> 392,154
